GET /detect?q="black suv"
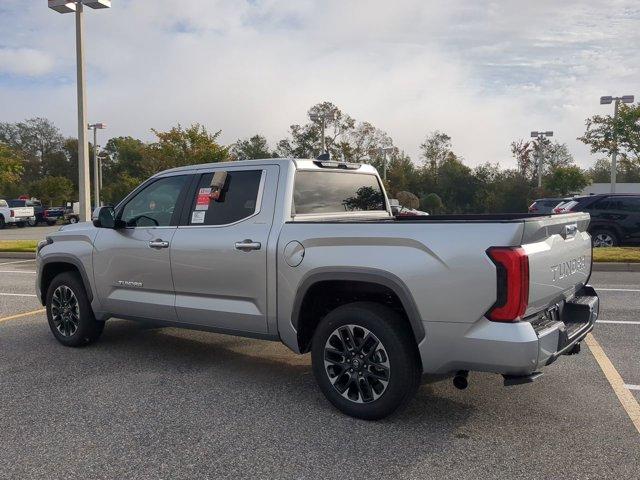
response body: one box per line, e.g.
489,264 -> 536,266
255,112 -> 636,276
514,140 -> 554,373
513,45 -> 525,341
559,194 -> 640,247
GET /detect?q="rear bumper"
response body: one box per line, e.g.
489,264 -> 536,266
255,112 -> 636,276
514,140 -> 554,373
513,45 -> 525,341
6,216 -> 35,223
418,286 -> 599,376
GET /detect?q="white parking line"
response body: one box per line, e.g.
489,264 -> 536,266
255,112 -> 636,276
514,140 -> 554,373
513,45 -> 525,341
0,259 -> 35,266
625,384 -> 640,391
0,292 -> 37,297
0,270 -> 36,274
597,320 -> 640,325
597,288 -> 640,293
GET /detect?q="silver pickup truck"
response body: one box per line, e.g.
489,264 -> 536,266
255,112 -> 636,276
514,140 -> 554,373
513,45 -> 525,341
36,158 -> 598,419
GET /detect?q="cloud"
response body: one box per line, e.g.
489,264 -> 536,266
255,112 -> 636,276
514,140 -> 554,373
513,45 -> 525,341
0,48 -> 54,76
0,0 -> 638,168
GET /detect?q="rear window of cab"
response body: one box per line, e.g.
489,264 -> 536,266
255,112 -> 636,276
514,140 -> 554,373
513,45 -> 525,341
293,170 -> 386,215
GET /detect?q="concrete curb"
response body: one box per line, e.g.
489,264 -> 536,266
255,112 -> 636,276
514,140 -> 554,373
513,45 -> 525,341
0,252 -> 36,260
592,262 -> 640,272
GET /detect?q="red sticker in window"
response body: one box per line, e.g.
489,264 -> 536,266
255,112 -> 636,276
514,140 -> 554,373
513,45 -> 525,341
195,188 -> 211,210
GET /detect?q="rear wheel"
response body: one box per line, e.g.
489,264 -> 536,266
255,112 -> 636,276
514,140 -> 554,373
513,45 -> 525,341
311,302 -> 421,420
69,216 -> 78,224
28,218 -> 37,227
46,272 -> 104,347
592,230 -> 618,248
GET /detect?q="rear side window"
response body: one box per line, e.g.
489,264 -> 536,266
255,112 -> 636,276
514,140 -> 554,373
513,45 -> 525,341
294,171 -> 386,214
8,200 -> 24,208
188,170 -> 263,226
619,197 -> 640,212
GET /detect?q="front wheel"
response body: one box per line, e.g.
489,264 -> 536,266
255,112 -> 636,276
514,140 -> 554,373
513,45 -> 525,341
28,218 -> 37,227
311,302 -> 421,420
46,271 -> 104,347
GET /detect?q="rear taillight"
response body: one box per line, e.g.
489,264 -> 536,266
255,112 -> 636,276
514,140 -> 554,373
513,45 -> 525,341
486,247 -> 529,322
10,210 -> 14,217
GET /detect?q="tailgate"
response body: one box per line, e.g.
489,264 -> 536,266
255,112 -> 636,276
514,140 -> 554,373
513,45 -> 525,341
521,212 -> 592,316
11,207 -> 34,218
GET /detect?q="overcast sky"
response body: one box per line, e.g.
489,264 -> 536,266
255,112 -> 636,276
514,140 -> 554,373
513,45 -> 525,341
0,0 -> 638,168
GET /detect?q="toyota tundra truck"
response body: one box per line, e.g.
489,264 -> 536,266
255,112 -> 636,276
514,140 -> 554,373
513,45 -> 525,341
36,158 -> 598,419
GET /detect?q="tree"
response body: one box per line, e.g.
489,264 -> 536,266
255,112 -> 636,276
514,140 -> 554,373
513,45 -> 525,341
578,102 -> 640,163
396,191 -> 419,209
0,143 -> 24,195
420,193 -> 444,214
29,176 -> 74,206
143,123 -> 230,177
419,131 -> 452,172
0,118 -> 65,181
232,135 -> 274,160
544,166 -> 590,195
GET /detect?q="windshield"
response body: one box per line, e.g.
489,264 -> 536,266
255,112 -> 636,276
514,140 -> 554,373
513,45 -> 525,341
293,171 -> 387,215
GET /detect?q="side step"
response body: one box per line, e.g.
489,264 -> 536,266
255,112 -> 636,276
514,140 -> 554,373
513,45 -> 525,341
503,372 -> 543,387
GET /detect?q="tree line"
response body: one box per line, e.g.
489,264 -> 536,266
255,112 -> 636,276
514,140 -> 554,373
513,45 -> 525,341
1,100 -> 639,212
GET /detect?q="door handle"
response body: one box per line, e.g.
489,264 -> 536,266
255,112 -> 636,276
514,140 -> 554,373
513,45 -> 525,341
234,239 -> 261,251
149,239 -> 170,249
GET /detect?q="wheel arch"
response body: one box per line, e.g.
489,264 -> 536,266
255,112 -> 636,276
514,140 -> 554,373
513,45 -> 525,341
291,268 -> 425,353
40,255 -> 94,305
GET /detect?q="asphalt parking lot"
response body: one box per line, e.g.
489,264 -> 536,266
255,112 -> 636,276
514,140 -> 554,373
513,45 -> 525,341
0,258 -> 638,479
0,225 -> 61,242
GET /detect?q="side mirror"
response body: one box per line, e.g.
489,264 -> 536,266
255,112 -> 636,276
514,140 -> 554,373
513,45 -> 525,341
92,206 -> 116,228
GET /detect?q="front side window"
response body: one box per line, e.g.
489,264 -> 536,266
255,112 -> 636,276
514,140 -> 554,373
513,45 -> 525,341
187,170 -> 263,226
120,175 -> 187,227
293,171 -> 386,214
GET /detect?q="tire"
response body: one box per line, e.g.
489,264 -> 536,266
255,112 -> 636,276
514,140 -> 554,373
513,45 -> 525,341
45,271 -> 104,347
16,222 -> 26,228
311,302 -> 421,420
591,229 -> 618,248
69,216 -> 78,224
0,215 -> 5,229
28,218 -> 37,227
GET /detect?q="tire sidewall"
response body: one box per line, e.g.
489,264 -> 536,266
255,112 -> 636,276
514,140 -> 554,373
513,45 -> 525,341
311,302 -> 420,420
46,272 -> 100,347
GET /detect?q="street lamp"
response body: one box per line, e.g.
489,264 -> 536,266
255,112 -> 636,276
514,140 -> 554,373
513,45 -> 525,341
376,147 -> 395,181
600,95 -> 635,193
88,122 -> 106,207
309,111 -> 336,156
48,0 -> 111,221
530,130 -> 554,188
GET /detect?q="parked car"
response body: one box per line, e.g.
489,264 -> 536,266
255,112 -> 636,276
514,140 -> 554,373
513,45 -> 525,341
0,198 -> 35,229
554,193 -> 640,247
36,158 -> 598,419
63,201 -> 80,224
528,197 -> 571,214
8,199 -> 45,226
43,207 -> 65,226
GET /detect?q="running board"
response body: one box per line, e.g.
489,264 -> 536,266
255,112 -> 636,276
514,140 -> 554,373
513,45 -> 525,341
503,372 -> 543,387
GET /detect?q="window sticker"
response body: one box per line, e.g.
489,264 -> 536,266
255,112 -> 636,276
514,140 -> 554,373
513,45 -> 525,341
191,211 -> 206,224
196,188 -> 212,210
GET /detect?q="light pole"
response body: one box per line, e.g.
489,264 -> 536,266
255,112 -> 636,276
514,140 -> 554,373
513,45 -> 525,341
530,130 -> 554,188
309,111 -> 336,156
88,122 -> 106,206
600,95 -> 635,193
377,147 -> 395,181
48,0 -> 111,221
